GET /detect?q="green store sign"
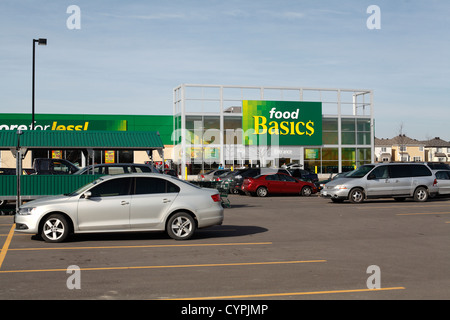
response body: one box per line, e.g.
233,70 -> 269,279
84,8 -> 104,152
242,100 -> 323,146
0,116 -> 127,131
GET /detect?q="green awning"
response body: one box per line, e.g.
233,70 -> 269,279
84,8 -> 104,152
0,130 -> 164,150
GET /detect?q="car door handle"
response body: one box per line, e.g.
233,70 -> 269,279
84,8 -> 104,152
121,201 -> 130,205
163,198 -> 171,203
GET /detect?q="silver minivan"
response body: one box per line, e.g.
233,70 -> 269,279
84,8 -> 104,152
320,163 -> 438,203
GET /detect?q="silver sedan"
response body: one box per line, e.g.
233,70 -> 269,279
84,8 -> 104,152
15,173 -> 224,242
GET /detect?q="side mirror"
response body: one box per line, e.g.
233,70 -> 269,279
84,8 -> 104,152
83,191 -> 92,199
367,173 -> 376,180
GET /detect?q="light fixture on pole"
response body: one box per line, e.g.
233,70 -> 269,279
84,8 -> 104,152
32,38 -> 47,130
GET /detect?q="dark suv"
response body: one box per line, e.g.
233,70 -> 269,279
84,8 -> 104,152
287,168 -> 318,183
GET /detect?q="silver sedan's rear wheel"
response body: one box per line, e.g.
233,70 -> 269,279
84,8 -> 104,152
167,212 -> 196,240
41,214 -> 70,243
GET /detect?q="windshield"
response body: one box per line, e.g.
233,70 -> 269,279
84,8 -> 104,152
67,177 -> 105,196
346,165 -> 375,178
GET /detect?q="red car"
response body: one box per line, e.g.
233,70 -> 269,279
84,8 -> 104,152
242,173 -> 318,197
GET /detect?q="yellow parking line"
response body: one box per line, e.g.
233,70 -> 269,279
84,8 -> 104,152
396,212 -> 450,216
0,259 -> 326,274
358,204 -> 450,210
0,225 -> 15,270
8,242 -> 273,252
165,287 -> 406,300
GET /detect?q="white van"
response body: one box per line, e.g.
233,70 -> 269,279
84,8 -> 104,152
321,163 -> 438,203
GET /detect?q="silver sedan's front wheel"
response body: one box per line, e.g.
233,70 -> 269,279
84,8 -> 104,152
41,214 -> 70,243
167,212 -> 196,240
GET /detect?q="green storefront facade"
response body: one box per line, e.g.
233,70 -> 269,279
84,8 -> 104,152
0,113 -> 174,167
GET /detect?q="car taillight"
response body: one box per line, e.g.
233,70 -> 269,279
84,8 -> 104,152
433,178 -> 437,186
211,194 -> 221,202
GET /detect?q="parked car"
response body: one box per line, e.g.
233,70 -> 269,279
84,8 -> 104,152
0,158 -> 79,175
422,162 -> 450,170
212,170 -> 244,193
288,168 -> 318,183
242,173 -> 317,197
15,173 -> 224,242
74,163 -> 159,175
316,171 -> 353,191
432,170 -> 450,196
321,163 -> 438,203
197,169 -> 230,181
229,167 -> 291,194
163,169 -> 178,177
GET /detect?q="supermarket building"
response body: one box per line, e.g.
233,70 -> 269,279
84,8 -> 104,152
0,84 -> 374,178
174,84 -> 374,178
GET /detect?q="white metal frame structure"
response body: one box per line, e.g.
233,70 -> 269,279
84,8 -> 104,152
173,84 -> 374,178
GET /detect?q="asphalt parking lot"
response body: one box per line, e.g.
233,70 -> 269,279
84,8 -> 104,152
1,194 -> 449,302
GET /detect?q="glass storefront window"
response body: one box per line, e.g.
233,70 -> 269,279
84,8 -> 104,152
341,119 -> 355,131
304,148 -> 320,173
203,116 -> 220,145
341,119 -> 356,145
357,119 -> 371,132
357,132 -> 371,145
322,148 -> 338,173
323,118 -> 338,145
186,116 -> 202,145
322,148 -> 338,161
342,132 -> 356,144
174,115 -> 182,144
356,119 -> 371,145
322,161 -> 339,173
323,118 -> 338,131
323,132 -> 338,144
224,116 -> 243,145
358,148 -> 372,166
342,148 -> 356,171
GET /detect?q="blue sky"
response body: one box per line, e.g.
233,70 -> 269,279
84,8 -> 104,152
1,0 -> 449,140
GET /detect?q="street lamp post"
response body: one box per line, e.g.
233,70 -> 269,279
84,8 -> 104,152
16,130 -> 23,213
32,38 -> 47,130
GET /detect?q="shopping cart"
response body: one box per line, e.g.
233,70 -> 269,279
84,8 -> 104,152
216,180 -> 231,208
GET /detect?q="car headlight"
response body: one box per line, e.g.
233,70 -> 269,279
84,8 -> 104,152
18,207 -> 37,215
334,185 -> 348,190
